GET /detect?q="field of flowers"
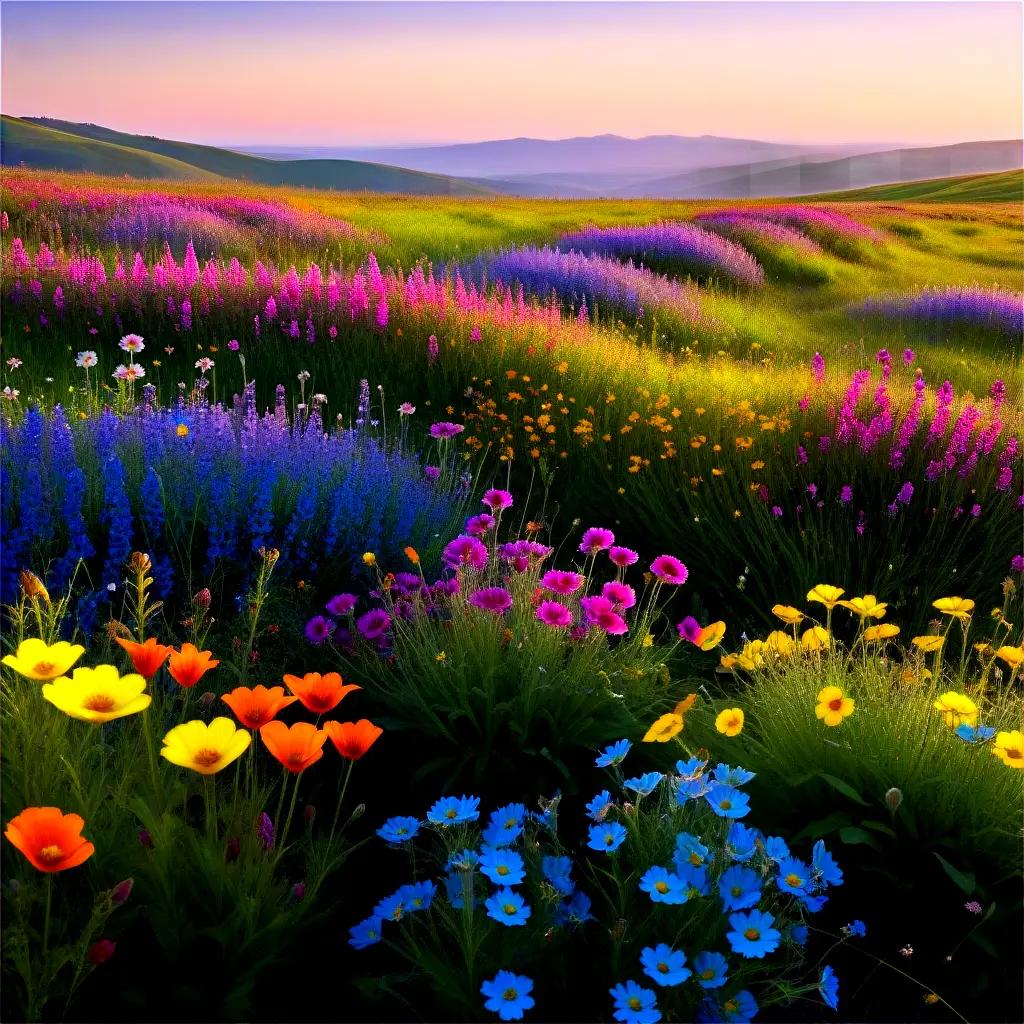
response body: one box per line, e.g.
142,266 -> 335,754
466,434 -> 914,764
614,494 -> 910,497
1,167 -> 1022,1024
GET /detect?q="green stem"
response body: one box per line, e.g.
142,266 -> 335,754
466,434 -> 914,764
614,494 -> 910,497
275,772 -> 302,865
328,760 -> 355,845
42,875 -> 53,957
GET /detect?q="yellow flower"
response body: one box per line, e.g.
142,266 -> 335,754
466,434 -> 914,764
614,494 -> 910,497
19,570 -> 50,603
696,621 -> 726,651
672,692 -> 697,717
992,730 -> 1024,769
912,635 -> 944,653
42,665 -> 151,724
176,424 -> 189,437
994,646 -> 1023,670
435,651 -> 447,663
161,717 -> 251,775
801,626 -> 830,652
642,633 -> 654,648
771,605 -> 804,626
362,552 -> 376,567
932,597 -> 975,620
815,685 -> 855,727
806,585 -> 845,610
719,654 -> 739,670
863,623 -> 900,643
643,713 -> 684,743
715,708 -> 744,737
932,691 -> 978,729
840,595 -> 887,619
3,638 -> 85,681
765,631 -> 795,658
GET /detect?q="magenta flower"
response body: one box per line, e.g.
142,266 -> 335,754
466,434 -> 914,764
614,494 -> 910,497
1012,555 -> 1024,573
601,581 -> 636,610
228,339 -> 240,352
326,593 -> 358,616
443,534 -> 489,571
424,466 -> 441,482
541,570 -> 585,595
430,421 -> 464,440
896,482 -> 914,506
771,506 -> 784,518
356,608 -> 391,640
839,485 -> 853,505
465,513 -> 497,537
649,555 -> 688,585
676,616 -> 701,643
536,601 -> 573,628
482,488 -> 514,511
579,527 -> 615,556
902,347 -> 915,365
468,587 -> 514,615
580,595 -> 628,635
608,545 -> 639,568
811,352 -> 825,383
304,615 -> 335,645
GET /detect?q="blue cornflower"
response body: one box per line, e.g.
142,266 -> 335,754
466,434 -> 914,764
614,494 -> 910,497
481,970 -> 535,1021
480,846 -> 526,886
446,848 -> 480,871
675,755 -> 708,778
812,840 -> 844,887
956,723 -> 997,744
348,915 -> 383,949
445,870 -> 478,909
485,887 -> 531,927
427,794 -> 481,826
610,980 -> 661,1024
819,965 -> 840,1011
797,890 -> 829,914
726,909 -> 781,958
639,867 -> 688,905
705,785 -> 751,819
712,763 -> 755,787
718,865 -> 762,911
374,887 -> 410,923
640,944 -> 691,987
675,831 -> 710,868
588,821 -> 627,853
693,951 -> 729,989
624,771 -> 664,797
542,855 -> 574,896
722,990 -> 759,1023
586,789 -> 614,820
725,822 -> 759,862
483,803 -> 527,846
788,924 -> 809,946
676,862 -> 710,897
397,880 -> 437,912
846,919 -> 867,938
776,857 -> 812,896
377,815 -> 421,844
596,738 -> 632,767
764,836 -> 790,863
554,889 -> 594,926
676,776 -> 712,803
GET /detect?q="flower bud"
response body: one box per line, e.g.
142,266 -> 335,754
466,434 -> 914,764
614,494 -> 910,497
193,587 -> 212,609
111,878 -> 134,906
224,837 -> 241,863
137,827 -> 154,849
88,939 -> 117,966
19,569 -> 50,603
199,691 -> 216,707
884,787 -> 903,813
292,882 -> 306,902
129,552 -> 153,575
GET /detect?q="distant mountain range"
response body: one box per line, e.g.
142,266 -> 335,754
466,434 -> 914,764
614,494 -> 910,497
2,116 -> 1021,199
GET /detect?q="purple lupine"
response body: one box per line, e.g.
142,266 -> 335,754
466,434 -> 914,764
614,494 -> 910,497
853,286 -> 1023,336
257,812 -> 275,851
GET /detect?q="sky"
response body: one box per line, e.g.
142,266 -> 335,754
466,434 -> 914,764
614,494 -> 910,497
1,1 -> 1021,147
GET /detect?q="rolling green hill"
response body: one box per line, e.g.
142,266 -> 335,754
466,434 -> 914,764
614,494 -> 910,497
810,168 -> 1024,203
0,116 -> 507,196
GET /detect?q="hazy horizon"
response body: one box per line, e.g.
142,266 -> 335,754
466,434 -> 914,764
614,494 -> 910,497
2,1 -> 1020,148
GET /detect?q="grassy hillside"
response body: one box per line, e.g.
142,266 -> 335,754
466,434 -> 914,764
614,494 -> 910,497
1,116 -> 506,196
811,168 -> 1024,203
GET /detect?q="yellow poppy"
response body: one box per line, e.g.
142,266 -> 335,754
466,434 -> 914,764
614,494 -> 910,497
992,730 -> 1024,769
932,691 -> 978,729
806,585 -> 845,610
42,665 -> 151,724
765,631 -> 795,658
715,708 -> 744,737
864,624 -> 900,643
815,685 -> 855,727
3,638 -> 85,682
696,621 -> 726,651
719,654 -> 739,670
912,636 -> 944,653
801,626 -> 830,651
994,646 -> 1023,670
841,595 -> 887,619
673,693 -> 698,717
771,605 -> 804,626
161,717 -> 251,775
361,552 -> 376,567
932,597 -> 975,620
643,713 -> 684,743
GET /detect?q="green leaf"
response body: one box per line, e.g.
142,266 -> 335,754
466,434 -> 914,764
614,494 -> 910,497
860,819 -> 897,838
794,812 -> 851,841
818,772 -> 869,806
839,826 -> 880,850
933,851 -> 976,895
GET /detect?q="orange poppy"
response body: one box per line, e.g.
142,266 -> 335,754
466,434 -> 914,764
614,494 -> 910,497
323,719 -> 383,761
115,637 -> 172,679
260,720 -> 327,773
283,672 -> 361,715
5,806 -> 95,873
221,685 -> 298,729
168,644 -> 220,689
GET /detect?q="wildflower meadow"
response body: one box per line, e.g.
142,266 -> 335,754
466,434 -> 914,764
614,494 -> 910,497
1,26 -> 1023,1023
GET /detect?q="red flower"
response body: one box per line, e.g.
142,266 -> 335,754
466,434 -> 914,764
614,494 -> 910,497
323,719 -> 383,761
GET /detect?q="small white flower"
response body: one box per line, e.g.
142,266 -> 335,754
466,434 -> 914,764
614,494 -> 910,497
2,386 -> 20,399
76,350 -> 98,368
106,582 -> 117,592
6,357 -> 22,369
195,357 -> 214,373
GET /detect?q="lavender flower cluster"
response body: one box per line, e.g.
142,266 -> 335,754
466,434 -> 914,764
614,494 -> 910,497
852,286 -> 1024,337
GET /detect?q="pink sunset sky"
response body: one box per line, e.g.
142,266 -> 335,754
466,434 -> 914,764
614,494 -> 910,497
2,1 -> 1021,147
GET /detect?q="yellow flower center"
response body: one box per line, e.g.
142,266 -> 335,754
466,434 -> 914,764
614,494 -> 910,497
690,853 -> 702,865
628,998 -> 642,1011
657,963 -> 669,974
503,904 -> 516,915
503,989 -> 518,1001
83,693 -> 117,712
701,969 -> 715,980
33,660 -> 56,676
38,844 -> 63,863
724,1000 -> 738,1014
719,799 -> 732,810
654,881 -> 669,893
744,928 -> 760,941
193,748 -> 222,767
785,873 -> 803,888
446,809 -> 458,819
497,865 -> 509,876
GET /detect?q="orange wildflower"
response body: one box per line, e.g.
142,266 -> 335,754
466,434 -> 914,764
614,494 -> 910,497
115,637 -> 172,679
404,546 -> 421,565
323,719 -> 383,761
221,685 -> 298,729
260,720 -> 327,773
5,807 -> 95,873
283,672 -> 361,715
167,644 -> 220,689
